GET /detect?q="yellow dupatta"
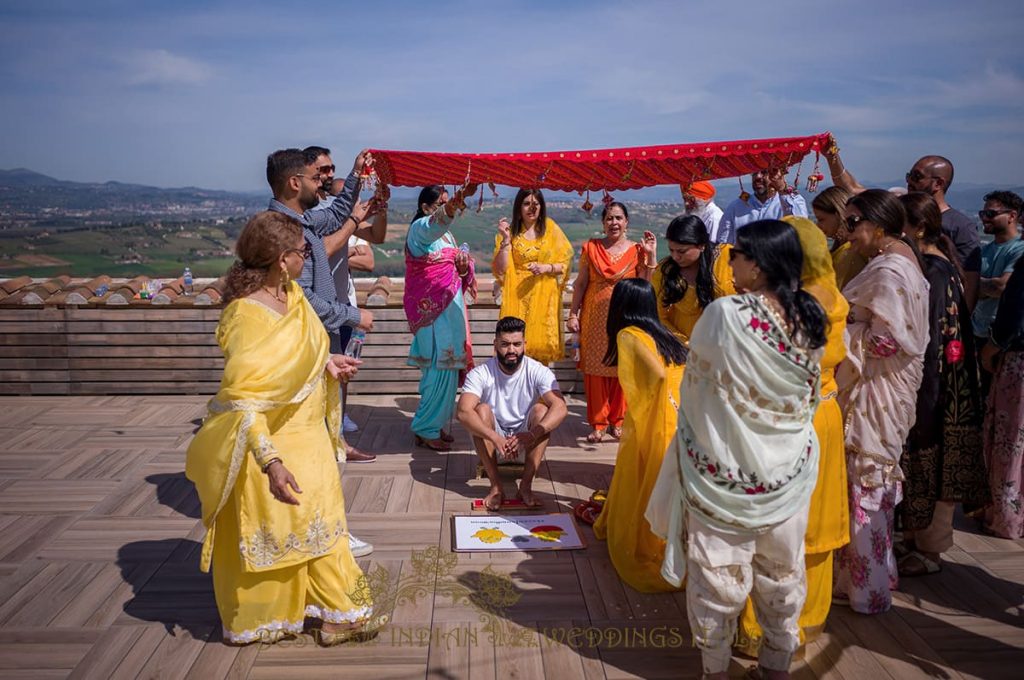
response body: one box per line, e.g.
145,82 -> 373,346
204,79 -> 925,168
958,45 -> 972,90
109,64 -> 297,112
493,218 -> 574,363
185,281 -> 342,571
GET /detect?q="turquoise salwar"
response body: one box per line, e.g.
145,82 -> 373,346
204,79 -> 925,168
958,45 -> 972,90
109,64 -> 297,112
406,215 -> 470,439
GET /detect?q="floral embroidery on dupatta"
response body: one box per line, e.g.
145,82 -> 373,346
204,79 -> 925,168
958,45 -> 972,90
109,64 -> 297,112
239,510 -> 347,569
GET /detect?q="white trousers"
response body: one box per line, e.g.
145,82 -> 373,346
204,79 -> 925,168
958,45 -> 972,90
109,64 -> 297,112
686,507 -> 809,674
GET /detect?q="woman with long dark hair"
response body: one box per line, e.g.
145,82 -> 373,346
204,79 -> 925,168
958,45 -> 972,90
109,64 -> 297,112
404,183 -> 478,452
591,278 -> 686,592
834,189 -> 929,614
898,191 -> 989,575
647,220 -> 827,678
652,214 -> 735,344
567,202 -> 658,443
492,189 -> 574,364
738,216 -> 851,657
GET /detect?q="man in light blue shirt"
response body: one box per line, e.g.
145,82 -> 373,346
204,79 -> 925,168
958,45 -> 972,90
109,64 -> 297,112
718,167 -> 808,244
973,191 -> 1024,339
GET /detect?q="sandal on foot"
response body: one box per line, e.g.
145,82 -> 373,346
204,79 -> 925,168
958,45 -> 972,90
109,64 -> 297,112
439,429 -> 455,443
609,425 -> 623,439
585,429 -> 606,443
414,434 -> 451,452
898,550 -> 942,577
315,614 -> 389,646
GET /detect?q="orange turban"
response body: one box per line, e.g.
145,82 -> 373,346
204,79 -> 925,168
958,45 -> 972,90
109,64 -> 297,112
682,181 -> 715,200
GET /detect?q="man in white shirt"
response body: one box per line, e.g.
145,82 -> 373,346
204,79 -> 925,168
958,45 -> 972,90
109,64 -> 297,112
681,181 -> 724,243
717,167 -> 808,244
457,317 -> 568,510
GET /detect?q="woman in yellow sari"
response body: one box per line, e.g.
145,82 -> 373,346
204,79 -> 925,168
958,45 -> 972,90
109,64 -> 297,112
186,211 -> 381,646
492,189 -> 574,364
737,216 -> 850,655
593,278 -> 687,592
812,186 -> 866,290
651,214 -> 735,344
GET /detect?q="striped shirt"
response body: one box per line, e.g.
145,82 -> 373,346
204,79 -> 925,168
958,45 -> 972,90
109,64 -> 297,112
268,170 -> 361,331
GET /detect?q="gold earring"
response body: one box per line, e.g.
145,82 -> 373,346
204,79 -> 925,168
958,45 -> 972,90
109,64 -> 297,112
281,267 -> 290,287
916,230 -> 924,239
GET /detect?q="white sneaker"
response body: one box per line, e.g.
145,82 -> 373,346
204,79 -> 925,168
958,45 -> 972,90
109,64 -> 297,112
349,534 -> 374,557
343,414 -> 359,433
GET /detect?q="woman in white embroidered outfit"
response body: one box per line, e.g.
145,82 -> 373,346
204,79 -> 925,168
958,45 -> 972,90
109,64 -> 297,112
833,189 -> 929,614
185,211 -> 383,646
647,220 -> 829,680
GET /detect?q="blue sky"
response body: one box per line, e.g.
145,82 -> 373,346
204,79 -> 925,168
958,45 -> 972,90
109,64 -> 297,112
2,0 -> 1022,192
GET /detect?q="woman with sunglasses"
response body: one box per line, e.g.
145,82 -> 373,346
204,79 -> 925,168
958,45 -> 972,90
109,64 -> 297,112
186,211 -> 385,646
833,189 -> 929,614
492,189 -> 574,364
567,202 -> 657,443
405,183 -> 479,452
651,214 -> 735,346
648,219 -> 827,679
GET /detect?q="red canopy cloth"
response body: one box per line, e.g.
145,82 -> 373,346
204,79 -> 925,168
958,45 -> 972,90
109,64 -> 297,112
369,132 -> 834,192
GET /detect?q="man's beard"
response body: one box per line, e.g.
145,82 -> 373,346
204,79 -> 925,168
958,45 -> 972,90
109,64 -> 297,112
299,192 -> 319,211
498,353 -> 522,371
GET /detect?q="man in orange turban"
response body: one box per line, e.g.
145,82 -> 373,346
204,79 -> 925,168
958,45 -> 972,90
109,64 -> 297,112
680,181 -> 724,243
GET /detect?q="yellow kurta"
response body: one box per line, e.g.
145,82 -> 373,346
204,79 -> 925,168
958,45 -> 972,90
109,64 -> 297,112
738,217 -> 850,653
593,327 -> 684,592
185,284 -> 371,644
833,241 -> 868,292
651,246 -> 737,343
493,218 -> 574,364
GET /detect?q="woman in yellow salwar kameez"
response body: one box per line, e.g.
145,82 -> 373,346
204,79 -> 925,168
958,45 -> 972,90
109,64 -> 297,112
651,215 -> 736,345
737,216 -> 850,655
186,211 -> 381,646
593,278 -> 687,592
492,189 -> 574,364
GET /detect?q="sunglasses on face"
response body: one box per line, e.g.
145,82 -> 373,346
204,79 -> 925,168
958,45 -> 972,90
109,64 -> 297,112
285,242 -> 313,260
318,164 -> 335,174
292,173 -> 322,184
845,215 -> 868,232
979,209 -> 1012,220
905,170 -> 933,183
728,247 -> 748,261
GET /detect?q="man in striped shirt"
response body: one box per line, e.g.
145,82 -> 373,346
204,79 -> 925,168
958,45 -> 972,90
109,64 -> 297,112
265,147 -> 378,556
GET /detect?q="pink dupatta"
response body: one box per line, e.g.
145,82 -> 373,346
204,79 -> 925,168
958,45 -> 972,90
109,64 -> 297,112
404,245 -> 477,333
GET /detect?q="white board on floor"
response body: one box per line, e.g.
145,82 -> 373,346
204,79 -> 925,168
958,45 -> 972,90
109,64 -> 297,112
451,513 -> 586,552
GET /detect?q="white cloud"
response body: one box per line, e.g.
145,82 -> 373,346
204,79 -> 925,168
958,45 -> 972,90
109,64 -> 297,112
123,49 -> 212,86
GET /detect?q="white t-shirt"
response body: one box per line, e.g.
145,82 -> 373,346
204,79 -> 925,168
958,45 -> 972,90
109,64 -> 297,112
462,356 -> 560,434
344,236 -> 369,306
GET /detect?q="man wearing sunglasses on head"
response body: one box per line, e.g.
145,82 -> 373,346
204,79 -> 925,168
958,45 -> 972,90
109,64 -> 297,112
973,191 -> 1024,395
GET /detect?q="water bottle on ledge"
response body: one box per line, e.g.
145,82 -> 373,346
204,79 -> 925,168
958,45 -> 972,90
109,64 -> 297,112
345,329 -> 366,359
182,267 -> 194,296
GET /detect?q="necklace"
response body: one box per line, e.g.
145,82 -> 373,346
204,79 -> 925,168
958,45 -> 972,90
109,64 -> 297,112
876,239 -> 899,257
263,285 -> 286,303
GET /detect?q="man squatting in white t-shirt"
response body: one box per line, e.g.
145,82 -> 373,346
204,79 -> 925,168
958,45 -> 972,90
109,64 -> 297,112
456,316 -> 568,510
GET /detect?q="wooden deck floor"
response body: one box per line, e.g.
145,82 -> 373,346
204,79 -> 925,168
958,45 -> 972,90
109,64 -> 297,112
0,394 -> 1020,679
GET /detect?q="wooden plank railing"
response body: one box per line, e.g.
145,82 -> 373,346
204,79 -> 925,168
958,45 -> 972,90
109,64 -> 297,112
0,282 -> 580,395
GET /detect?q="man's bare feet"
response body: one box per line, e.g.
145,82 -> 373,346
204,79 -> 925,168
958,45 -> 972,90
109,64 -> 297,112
517,487 -> 542,508
483,487 -> 503,511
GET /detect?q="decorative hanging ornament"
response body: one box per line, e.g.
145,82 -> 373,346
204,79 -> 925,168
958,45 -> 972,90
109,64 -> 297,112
359,156 -> 378,195
739,177 -> 750,203
806,151 -> 824,192
581,189 -> 594,216
601,190 -> 614,207
476,184 -> 485,213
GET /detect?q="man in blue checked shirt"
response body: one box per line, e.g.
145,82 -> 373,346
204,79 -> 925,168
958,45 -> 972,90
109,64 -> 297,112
265,147 -> 379,556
